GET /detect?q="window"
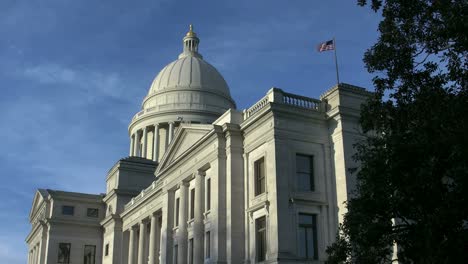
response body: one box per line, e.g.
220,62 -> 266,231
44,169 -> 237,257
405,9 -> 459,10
205,231 -> 211,259
296,154 -> 314,191
62,206 -> 74,216
298,213 -> 318,260
206,178 -> 211,211
105,243 -> 109,256
175,198 -> 180,226
87,208 -> 99,218
84,245 -> 96,264
256,216 -> 267,262
173,245 -> 178,264
58,243 -> 71,264
254,157 -> 266,196
190,188 -> 195,219
188,238 -> 194,264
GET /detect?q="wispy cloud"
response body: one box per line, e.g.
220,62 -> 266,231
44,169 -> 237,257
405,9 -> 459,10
21,63 -> 127,102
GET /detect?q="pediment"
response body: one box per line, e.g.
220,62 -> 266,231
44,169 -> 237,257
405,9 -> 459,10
29,189 -> 48,221
157,124 -> 213,173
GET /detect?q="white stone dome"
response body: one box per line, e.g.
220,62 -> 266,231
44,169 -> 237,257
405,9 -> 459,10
147,55 -> 231,99
130,25 -> 236,133
140,25 -> 236,113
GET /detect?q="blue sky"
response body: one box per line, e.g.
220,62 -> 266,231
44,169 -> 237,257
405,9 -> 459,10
0,0 -> 381,262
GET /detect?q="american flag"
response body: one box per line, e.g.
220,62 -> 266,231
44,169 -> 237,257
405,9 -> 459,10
317,39 -> 334,52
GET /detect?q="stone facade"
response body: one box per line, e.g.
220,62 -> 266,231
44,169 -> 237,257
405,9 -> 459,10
27,190 -> 105,264
26,26 -> 369,264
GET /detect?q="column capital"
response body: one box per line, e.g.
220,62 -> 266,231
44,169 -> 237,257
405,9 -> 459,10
197,169 -> 206,177
181,180 -> 190,187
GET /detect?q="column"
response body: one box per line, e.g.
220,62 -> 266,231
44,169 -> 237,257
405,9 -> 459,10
148,214 -> 157,264
153,124 -> 159,162
159,211 -> 167,263
194,171 -> 205,263
129,134 -> 135,156
178,182 -> 189,262
133,132 -> 139,157
159,191 -> 174,264
156,216 -> 162,264
128,226 -> 136,264
37,241 -> 42,264
142,126 -> 148,158
168,122 -> 175,143
33,247 -> 37,264
138,221 -> 147,264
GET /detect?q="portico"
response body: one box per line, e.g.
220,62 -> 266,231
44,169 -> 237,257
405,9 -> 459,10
125,212 -> 162,264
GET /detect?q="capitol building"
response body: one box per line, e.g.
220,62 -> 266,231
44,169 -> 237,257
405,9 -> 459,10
26,26 -> 369,264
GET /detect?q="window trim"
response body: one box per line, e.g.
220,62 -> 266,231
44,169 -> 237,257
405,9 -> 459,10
175,197 -> 180,226
57,242 -> 71,264
254,157 -> 266,196
205,231 -> 211,259
62,205 -> 75,216
206,178 -> 211,212
84,244 -> 96,264
190,188 -> 195,220
296,153 -> 315,191
86,208 -> 99,218
297,213 -> 318,260
255,216 -> 267,262
188,238 -> 194,264
173,245 -> 178,264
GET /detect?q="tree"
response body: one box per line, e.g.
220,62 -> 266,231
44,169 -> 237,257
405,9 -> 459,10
327,0 -> 468,263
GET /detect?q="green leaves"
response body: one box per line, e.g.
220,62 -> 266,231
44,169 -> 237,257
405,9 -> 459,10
327,1 -> 468,263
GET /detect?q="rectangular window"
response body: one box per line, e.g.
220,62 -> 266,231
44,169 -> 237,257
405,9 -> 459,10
105,243 -> 109,256
190,188 -> 195,219
173,245 -> 178,264
188,238 -> 194,264
58,243 -> 71,264
205,231 -> 211,259
206,178 -> 211,211
296,154 -> 314,191
62,206 -> 74,216
298,213 -> 318,260
87,208 -> 99,218
84,245 -> 96,264
256,216 -> 267,262
254,157 -> 266,196
175,198 -> 180,226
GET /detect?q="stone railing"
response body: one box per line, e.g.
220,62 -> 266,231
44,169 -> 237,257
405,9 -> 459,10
244,95 -> 269,118
124,179 -> 164,210
282,92 -> 321,110
243,87 -> 323,119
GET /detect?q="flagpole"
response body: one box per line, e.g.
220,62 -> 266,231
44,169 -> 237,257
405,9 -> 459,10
333,37 -> 340,85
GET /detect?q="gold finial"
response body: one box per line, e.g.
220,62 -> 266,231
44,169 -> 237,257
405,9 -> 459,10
186,24 -> 196,37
